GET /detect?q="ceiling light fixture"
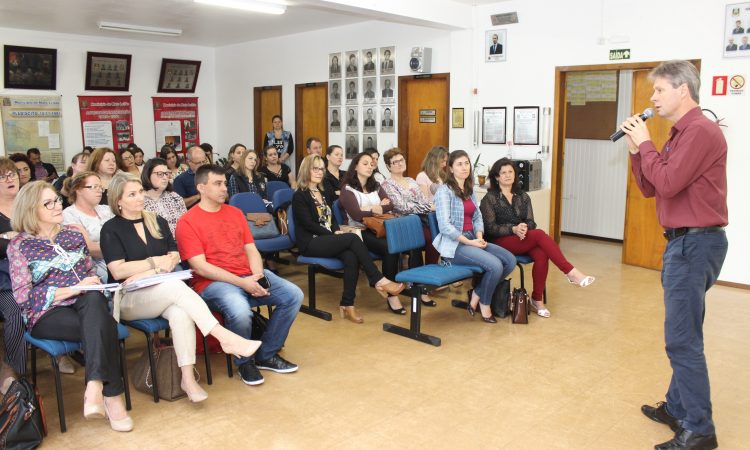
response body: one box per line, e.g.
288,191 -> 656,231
98,21 -> 183,37
193,0 -> 287,15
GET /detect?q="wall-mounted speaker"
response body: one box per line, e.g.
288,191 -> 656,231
409,47 -> 432,73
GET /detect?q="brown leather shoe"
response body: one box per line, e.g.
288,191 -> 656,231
375,280 -> 405,297
339,306 -> 363,323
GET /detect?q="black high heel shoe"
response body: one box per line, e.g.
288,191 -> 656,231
386,297 -> 406,315
480,314 -> 497,324
466,289 -> 476,317
420,295 -> 437,307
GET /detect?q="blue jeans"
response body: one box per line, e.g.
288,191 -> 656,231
201,269 -> 303,365
448,233 -> 516,305
661,230 -> 727,435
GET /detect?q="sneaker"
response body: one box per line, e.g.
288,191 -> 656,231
256,354 -> 298,373
238,362 -> 264,386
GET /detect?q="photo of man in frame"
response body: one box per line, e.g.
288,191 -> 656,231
329,52 -> 342,79
329,107 -> 341,132
380,46 -> 395,75
345,134 -> 359,159
362,48 -> 376,76
345,51 -> 359,78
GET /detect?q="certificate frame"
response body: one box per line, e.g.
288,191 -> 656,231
452,107 -> 464,128
157,58 -> 201,93
85,51 -> 132,91
481,106 -> 506,144
513,106 -> 540,145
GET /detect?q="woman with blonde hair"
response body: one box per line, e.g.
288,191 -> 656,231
87,148 -> 119,205
224,143 -> 247,179
100,173 -> 261,402
415,146 -> 449,203
8,181 -> 132,431
228,148 -> 268,200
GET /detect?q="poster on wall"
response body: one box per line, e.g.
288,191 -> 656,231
724,2 -> 750,57
78,95 -> 133,151
152,97 -> 200,157
485,29 -> 507,63
1,95 -> 64,170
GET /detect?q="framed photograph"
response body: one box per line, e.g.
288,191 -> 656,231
482,107 -> 506,144
345,134 -> 359,159
362,48 -> 377,76
362,77 -> 376,104
513,106 -> 540,145
485,29 -> 507,63
363,106 -> 377,132
363,134 -> 377,151
345,106 -> 359,132
345,78 -> 359,105
723,3 -> 750,58
4,45 -> 57,90
345,50 -> 359,78
329,52 -> 342,79
380,46 -> 395,75
329,80 -> 341,105
452,108 -> 465,128
157,58 -> 201,93
380,76 -> 395,103
85,52 -> 132,91
381,106 -> 395,133
329,107 -> 341,132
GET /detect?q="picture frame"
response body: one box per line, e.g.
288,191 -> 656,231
513,106 -> 540,145
482,107 -> 506,144
344,50 -> 359,78
362,48 -> 377,76
329,52 -> 342,79
723,2 -> 750,58
452,108 -> 464,128
485,29 -> 507,63
380,46 -> 395,75
4,45 -> 57,90
157,58 -> 202,93
85,52 -> 132,91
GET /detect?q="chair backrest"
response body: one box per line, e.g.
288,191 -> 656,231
427,212 -> 439,241
286,205 -> 297,243
229,192 -> 267,213
385,215 -> 425,254
332,199 -> 345,226
272,188 -> 294,213
266,181 -> 289,200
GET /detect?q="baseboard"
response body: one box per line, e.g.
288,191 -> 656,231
716,280 -> 750,290
561,231 -> 623,244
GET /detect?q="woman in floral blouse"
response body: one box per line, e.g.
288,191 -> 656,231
9,181 -> 133,432
142,157 -> 187,238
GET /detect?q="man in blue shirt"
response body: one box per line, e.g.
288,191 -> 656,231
173,145 -> 209,208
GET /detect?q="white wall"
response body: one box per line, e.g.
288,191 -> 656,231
0,27 -> 217,161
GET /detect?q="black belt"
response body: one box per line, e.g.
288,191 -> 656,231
663,226 -> 724,241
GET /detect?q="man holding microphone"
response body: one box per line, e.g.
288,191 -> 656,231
620,60 -> 728,450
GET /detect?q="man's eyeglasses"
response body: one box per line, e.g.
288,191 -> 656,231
83,185 -> 105,192
42,197 -> 63,210
0,171 -> 18,182
153,171 -> 172,178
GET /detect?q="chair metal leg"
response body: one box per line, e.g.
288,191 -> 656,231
144,333 -> 159,403
31,347 -> 37,385
383,285 -> 441,347
517,263 -> 526,290
119,340 -> 132,411
202,335 -> 213,385
226,354 -> 233,378
299,266 -> 332,321
50,355 -> 66,433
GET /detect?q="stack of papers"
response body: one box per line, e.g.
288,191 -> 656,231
70,283 -> 121,292
122,270 -> 193,293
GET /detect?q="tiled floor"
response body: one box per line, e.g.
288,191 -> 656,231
18,237 -> 750,449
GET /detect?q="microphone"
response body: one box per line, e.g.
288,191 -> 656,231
610,108 -> 654,142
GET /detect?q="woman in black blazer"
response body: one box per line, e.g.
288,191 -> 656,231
292,155 -> 404,323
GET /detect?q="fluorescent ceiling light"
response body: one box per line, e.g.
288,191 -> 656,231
99,21 -> 183,37
194,0 -> 287,15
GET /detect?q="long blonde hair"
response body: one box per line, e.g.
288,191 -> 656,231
297,155 -> 325,191
107,172 -> 163,239
11,182 -> 55,235
420,146 -> 448,183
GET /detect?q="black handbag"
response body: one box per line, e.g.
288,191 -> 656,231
0,378 -> 46,450
471,275 -> 511,318
251,309 -> 268,340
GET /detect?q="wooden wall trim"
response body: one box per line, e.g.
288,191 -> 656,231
716,280 -> 750,290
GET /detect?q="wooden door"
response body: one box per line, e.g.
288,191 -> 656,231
398,74 -> 450,178
621,70 -> 672,270
295,82 -> 328,170
253,86 -> 282,152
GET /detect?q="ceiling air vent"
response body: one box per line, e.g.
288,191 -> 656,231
490,12 -> 518,26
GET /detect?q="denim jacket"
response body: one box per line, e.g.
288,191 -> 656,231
432,184 -> 483,259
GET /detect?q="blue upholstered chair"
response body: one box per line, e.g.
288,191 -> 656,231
230,192 -> 294,264
383,215 -> 479,346
271,188 -> 294,215
25,323 -> 132,433
266,181 -> 289,203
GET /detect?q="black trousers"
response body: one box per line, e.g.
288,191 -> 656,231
31,291 -> 124,397
361,230 -> 401,282
0,289 -> 27,375
303,234 -> 383,306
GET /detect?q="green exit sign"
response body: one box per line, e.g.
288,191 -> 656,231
609,49 -> 631,60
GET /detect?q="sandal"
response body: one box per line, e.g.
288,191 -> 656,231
420,295 -> 437,307
568,275 -> 595,287
529,301 -> 551,318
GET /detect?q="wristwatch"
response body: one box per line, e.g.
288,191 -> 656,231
1,233 -> 8,240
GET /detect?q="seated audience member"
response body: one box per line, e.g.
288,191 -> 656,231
8,182 -> 133,431
323,145 -> 344,205
293,155 -> 404,323
173,145 -> 210,208
0,158 -> 27,393
160,146 -> 188,181
141,158 -> 187,238
480,158 -> 594,317
176,165 -> 303,386
62,172 -> 114,283
259,144 -> 295,188
199,143 -> 214,164
56,152 -> 89,209
8,153 -> 35,188
228,149 -> 268,200
87,148 -> 119,205
119,148 -> 140,176
27,148 -> 59,182
132,147 -> 145,173
225,143 -> 247,180
100,173 -> 261,403
416,146 -> 449,203
433,151 -> 516,324
362,148 -> 386,184
380,147 -> 440,267
82,146 -> 94,155
339,152 -> 406,314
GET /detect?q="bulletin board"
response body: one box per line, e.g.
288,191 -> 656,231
564,70 -> 619,140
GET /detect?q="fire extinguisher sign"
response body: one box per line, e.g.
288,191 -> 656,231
712,76 -> 728,96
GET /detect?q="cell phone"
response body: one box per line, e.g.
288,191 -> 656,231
257,276 -> 271,290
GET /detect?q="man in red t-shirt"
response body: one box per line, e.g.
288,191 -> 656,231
176,165 -> 302,386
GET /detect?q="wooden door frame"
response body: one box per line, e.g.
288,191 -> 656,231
294,81 -> 328,168
397,73 -> 450,172
253,85 -> 282,152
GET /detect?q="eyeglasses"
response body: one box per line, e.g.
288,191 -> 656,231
121,155 -> 134,161
42,197 -> 63,210
83,185 -> 105,192
0,171 -> 18,182
390,159 -> 405,166
153,171 -> 172,178
191,160 -> 209,166
311,167 -> 325,173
